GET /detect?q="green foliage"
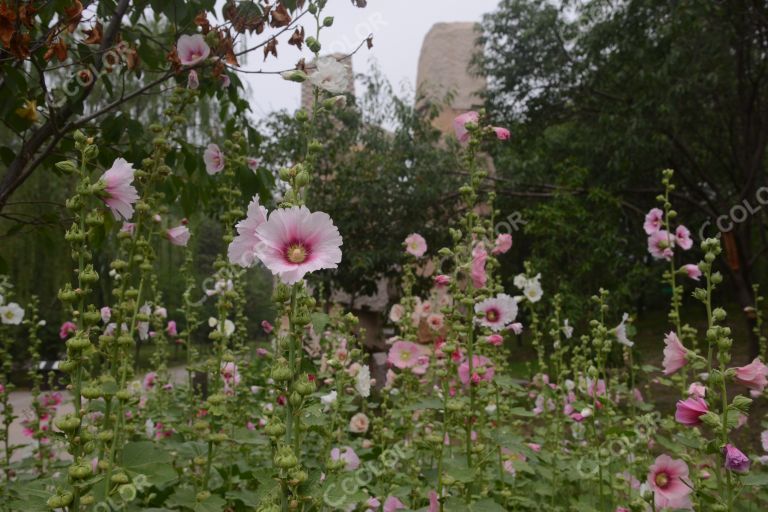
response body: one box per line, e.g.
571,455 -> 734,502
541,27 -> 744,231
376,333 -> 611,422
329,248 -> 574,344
479,0 -> 768,333
260,73 -> 462,297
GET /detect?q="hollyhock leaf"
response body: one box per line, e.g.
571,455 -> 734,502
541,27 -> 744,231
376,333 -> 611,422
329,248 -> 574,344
509,407 -> 536,417
405,397 -> 444,411
741,473 -> 768,486
470,499 -> 508,512
311,312 -> 330,335
225,489 -> 260,507
122,441 -> 176,486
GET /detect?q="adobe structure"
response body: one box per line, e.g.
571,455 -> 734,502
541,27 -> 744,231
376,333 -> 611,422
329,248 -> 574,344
415,22 -> 486,134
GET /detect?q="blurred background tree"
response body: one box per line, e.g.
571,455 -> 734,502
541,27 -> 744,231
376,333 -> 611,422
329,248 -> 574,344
479,0 -> 768,355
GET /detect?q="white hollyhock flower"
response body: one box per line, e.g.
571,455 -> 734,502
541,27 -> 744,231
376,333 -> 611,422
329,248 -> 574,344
356,365 -> 371,398
513,274 -> 528,289
320,390 -> 337,407
615,313 -> 634,347
0,302 -> 25,325
137,304 -> 151,340
145,418 -> 155,439
309,56 -> 349,94
523,280 -> 543,303
562,319 -> 574,339
223,320 -> 235,337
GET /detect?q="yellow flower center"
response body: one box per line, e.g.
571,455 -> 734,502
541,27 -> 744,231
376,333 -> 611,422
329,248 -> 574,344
400,350 -> 411,361
286,244 -> 307,264
486,309 -> 499,322
655,473 -> 669,488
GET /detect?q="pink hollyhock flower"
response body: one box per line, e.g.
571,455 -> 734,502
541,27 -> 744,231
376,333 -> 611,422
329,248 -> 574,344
59,321 -> 77,340
388,340 -> 429,372
644,208 -> 664,234
143,372 -> 157,390
166,225 -> 190,247
675,225 -> 693,250
176,34 -> 210,66
254,206 -> 343,284
492,233 -> 512,255
723,444 -> 750,473
435,274 -> 451,287
166,320 -> 177,337
330,446 -> 360,471
348,412 -> 369,433
428,491 -> 439,512
470,242 -> 488,288
675,396 -> 708,426
389,304 -> 405,323
261,320 -> 273,334
256,348 -> 269,357
187,70 -> 199,90
404,233 -> 427,257
688,382 -> 706,398
647,454 -> 692,510
487,334 -> 503,346
682,264 -> 701,280
100,306 -> 111,323
475,293 -> 518,332
220,74 -> 231,88
100,158 -> 139,220
587,378 -> 606,398
648,230 -> 675,260
220,362 -> 239,383
120,222 -> 136,235
662,331 -> 687,375
427,313 -> 444,331
492,127 -> 511,140
383,496 -> 406,512
204,143 -> 225,175
733,358 -> 768,392
458,355 -> 495,385
228,195 -> 268,267
508,322 -> 523,335
246,157 -> 258,171
453,111 -> 479,144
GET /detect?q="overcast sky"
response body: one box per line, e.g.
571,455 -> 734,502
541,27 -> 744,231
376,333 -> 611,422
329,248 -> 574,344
231,0 -> 500,118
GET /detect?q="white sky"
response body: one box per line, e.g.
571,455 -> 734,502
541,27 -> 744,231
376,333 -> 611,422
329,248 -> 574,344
229,0 -> 500,118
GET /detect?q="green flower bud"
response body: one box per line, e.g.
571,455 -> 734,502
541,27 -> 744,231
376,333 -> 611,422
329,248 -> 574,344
281,70 -> 309,83
322,16 -> 334,27
289,391 -> 303,408
111,473 -> 129,484
274,446 -> 299,469
55,160 -> 79,174
264,420 -> 286,437
82,144 -> 99,160
81,386 -> 101,400
306,36 -> 321,53
271,360 -> 293,382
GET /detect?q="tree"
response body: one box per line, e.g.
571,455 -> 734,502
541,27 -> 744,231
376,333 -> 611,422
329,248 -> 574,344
259,73 -> 462,299
0,0 -> 317,215
479,0 -> 768,355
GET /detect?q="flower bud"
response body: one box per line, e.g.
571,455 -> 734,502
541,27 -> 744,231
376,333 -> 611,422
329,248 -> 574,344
55,160 -> 79,174
281,70 -> 309,83
305,36 -> 321,53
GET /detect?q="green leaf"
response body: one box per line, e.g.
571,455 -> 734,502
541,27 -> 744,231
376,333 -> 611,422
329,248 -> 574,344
122,441 -> 177,487
311,312 -> 330,335
741,472 -> 768,486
